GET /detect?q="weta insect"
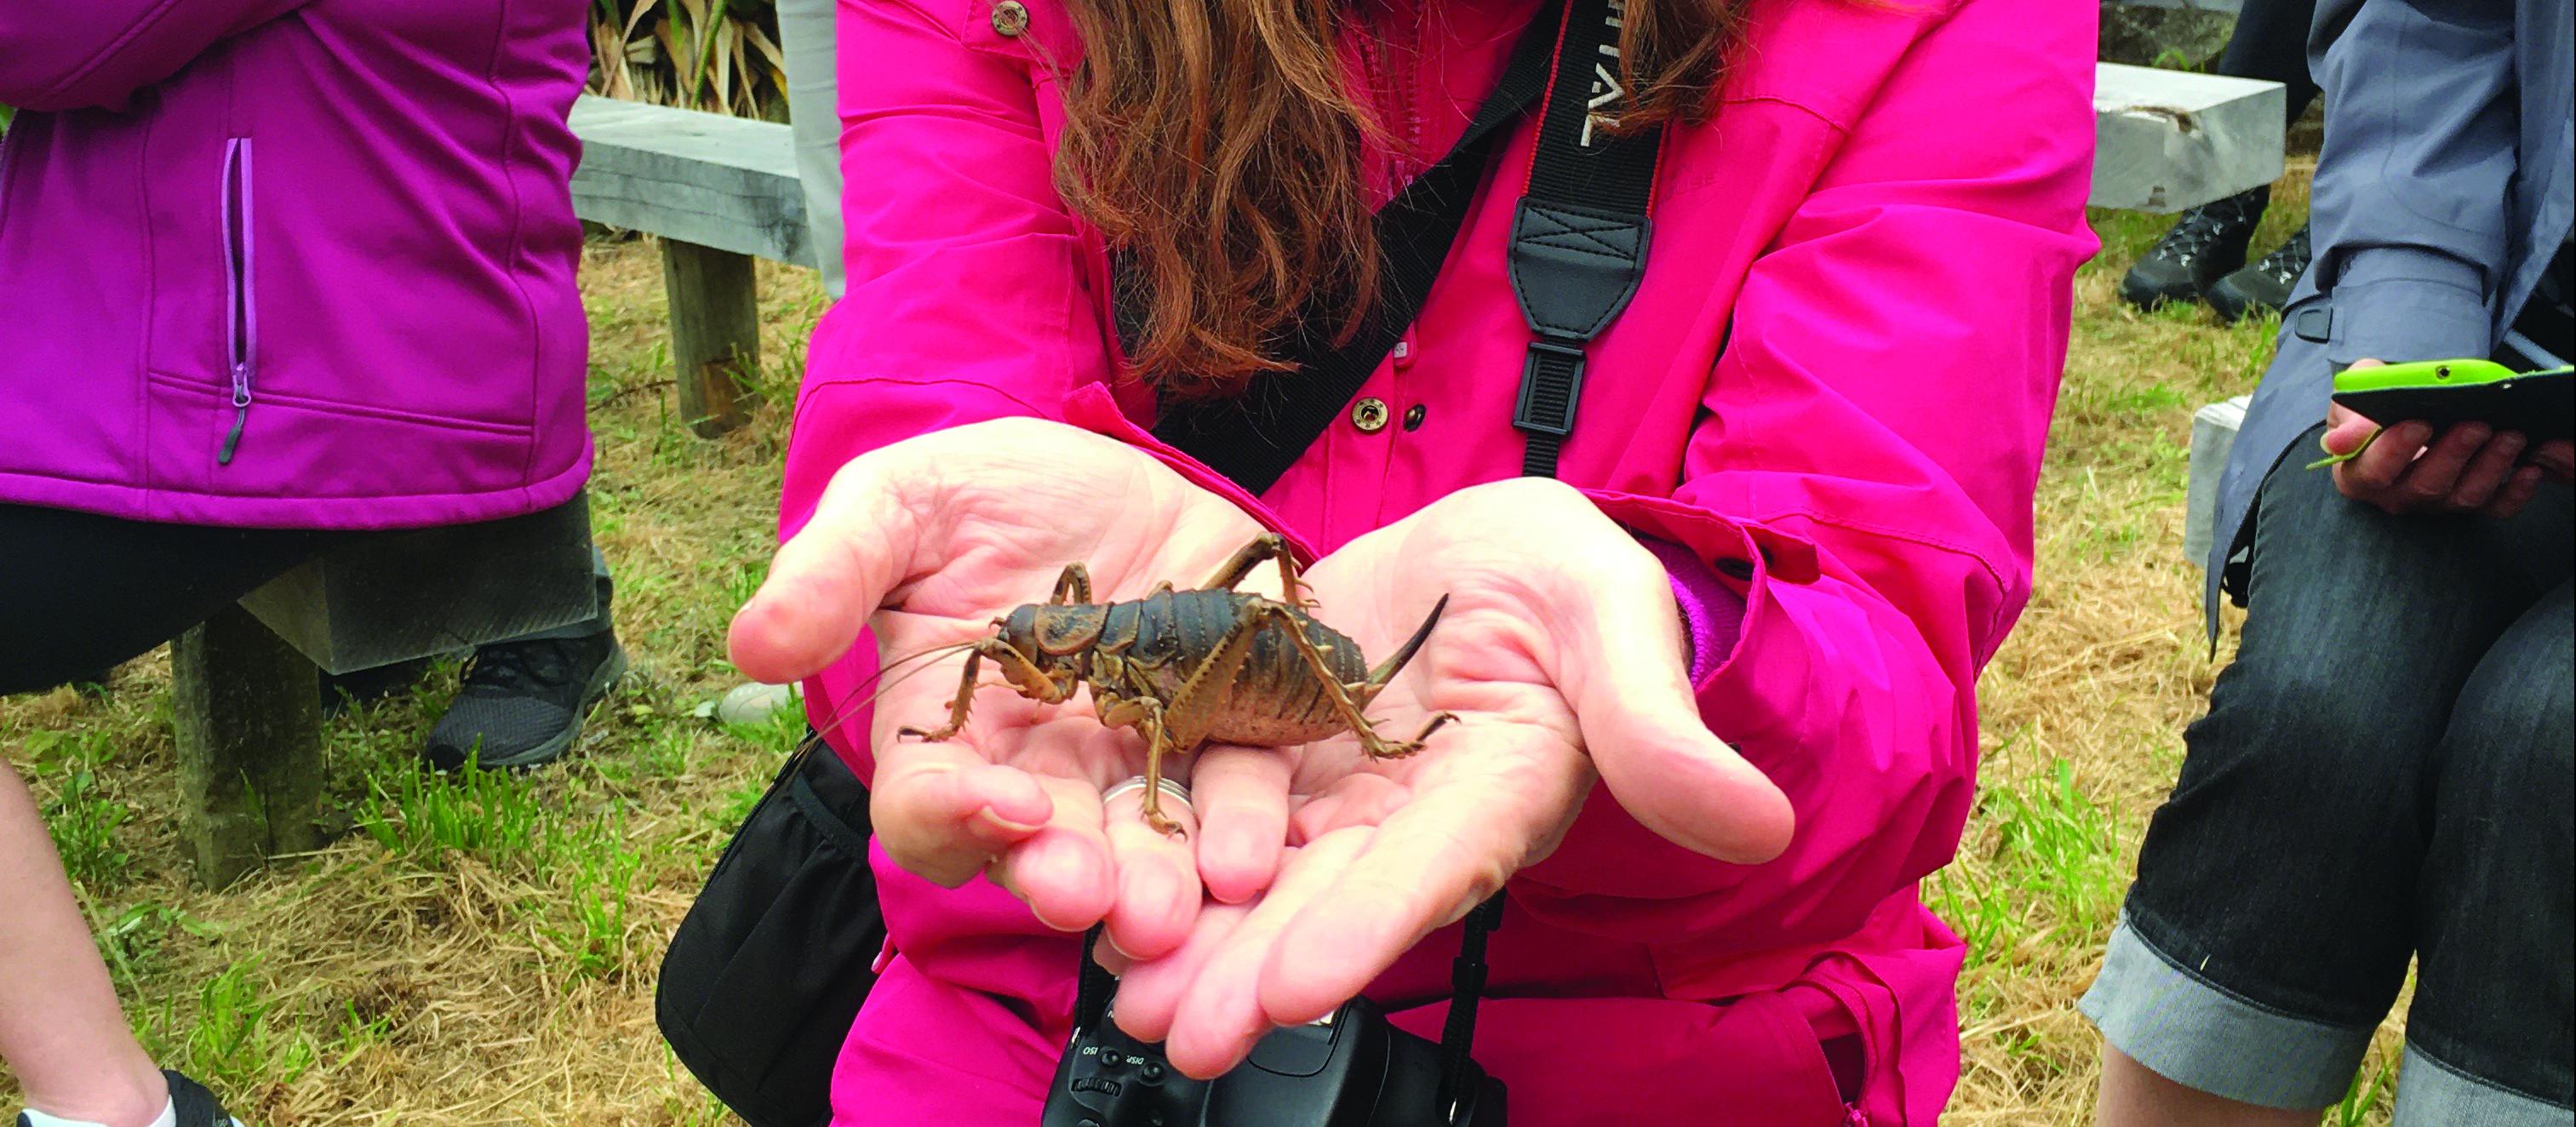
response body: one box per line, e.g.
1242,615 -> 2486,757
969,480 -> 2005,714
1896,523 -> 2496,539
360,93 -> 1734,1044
896,534 -> 1456,836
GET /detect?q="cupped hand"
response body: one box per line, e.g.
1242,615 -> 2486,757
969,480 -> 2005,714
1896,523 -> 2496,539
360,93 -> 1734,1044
1093,477 -> 1795,1078
2325,360 -> 2572,518
727,417 -> 1276,958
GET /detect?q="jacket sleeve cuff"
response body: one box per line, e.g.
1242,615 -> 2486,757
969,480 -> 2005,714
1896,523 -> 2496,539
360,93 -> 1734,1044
1636,535 -> 1748,684
2326,248 -> 2494,367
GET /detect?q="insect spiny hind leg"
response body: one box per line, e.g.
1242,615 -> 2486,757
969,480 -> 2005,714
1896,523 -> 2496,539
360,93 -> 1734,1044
1243,603 -> 1457,760
1197,533 -> 1313,609
1360,710 -> 1458,761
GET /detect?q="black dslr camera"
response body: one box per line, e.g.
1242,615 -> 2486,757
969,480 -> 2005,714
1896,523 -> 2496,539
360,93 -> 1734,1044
1040,898 -> 1508,1127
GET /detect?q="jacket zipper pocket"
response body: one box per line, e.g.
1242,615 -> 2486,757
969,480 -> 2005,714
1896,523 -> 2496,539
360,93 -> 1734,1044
219,137 -> 255,465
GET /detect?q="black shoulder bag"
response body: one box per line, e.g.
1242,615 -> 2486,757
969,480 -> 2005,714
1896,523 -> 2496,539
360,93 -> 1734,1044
656,733 -> 884,1127
653,0 -> 1660,1118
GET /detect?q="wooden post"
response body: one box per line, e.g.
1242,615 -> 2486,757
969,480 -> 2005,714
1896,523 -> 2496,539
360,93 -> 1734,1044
660,237 -> 762,438
170,604 -> 324,888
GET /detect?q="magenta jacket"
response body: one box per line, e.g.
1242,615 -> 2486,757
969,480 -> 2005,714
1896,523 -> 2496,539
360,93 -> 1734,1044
778,0 -> 2097,1120
0,0 -> 593,530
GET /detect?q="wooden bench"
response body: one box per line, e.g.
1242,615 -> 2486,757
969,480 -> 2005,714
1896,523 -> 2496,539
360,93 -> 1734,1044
172,496 -> 600,887
567,94 -> 816,438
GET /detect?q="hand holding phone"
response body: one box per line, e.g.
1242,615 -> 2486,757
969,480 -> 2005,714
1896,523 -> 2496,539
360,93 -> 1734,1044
2316,359 -> 2573,518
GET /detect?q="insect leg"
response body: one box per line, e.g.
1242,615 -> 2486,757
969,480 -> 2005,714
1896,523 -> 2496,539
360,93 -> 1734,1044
896,645 -> 987,742
1049,563 -> 1094,604
1195,533 -> 1311,608
1134,698 -> 1186,838
897,638 -> 1070,741
1245,604 -> 1457,761
987,639 -> 1077,705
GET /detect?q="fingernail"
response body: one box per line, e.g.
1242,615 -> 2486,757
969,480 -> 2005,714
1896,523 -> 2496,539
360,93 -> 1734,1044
2499,434 -> 2527,456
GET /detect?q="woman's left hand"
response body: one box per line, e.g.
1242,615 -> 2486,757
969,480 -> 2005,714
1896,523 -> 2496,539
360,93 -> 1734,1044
1100,478 -> 1794,1078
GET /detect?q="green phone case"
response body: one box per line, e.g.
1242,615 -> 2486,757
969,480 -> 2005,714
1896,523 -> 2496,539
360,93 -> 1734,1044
2331,358 -> 2573,443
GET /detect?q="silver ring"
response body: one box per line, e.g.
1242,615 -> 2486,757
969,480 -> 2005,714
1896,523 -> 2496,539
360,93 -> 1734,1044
1102,774 -> 1191,811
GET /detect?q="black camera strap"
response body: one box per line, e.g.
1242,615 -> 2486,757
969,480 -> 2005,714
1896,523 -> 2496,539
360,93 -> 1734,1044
1506,0 -> 1662,477
1435,893 -> 1508,1117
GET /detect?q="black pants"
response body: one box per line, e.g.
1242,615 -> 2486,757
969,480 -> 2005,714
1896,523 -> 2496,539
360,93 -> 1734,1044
2220,0 -> 2322,128
0,503 -> 612,698
0,504 -> 348,695
2085,433 -> 2573,1114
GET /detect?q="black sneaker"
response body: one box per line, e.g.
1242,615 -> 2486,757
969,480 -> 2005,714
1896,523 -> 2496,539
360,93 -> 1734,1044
422,627 -> 627,771
14,1071 -> 243,1127
2119,186 -> 2269,312
2207,222 -> 2311,324
163,1071 -> 244,1127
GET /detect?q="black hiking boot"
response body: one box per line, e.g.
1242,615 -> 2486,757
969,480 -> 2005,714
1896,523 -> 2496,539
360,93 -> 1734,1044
2207,222 -> 2311,324
2119,186 -> 2269,312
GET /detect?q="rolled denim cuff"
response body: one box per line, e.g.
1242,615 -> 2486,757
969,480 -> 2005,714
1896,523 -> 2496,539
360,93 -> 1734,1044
2078,912 -> 2376,1109
2327,248 -> 2494,368
2394,1042 -> 2576,1126
1636,535 -> 1746,684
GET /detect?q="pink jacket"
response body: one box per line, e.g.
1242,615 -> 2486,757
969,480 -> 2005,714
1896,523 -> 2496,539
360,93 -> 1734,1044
777,0 -> 2096,1119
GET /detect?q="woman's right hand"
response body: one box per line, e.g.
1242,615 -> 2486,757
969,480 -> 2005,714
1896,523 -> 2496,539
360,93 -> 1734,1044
726,417 -> 1274,959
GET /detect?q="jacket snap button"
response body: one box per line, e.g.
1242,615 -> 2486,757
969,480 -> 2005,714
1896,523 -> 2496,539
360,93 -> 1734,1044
1403,404 -> 1427,431
1352,398 -> 1390,433
990,0 -> 1029,36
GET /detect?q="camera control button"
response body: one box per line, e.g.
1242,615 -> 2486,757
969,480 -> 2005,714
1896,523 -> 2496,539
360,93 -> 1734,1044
1140,1062 -> 1165,1083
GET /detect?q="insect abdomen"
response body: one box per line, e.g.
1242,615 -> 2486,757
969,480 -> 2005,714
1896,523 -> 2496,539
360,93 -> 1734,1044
1125,590 -> 1365,746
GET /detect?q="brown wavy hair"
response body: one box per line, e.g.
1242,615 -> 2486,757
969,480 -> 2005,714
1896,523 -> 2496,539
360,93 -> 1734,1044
1050,0 -> 1747,398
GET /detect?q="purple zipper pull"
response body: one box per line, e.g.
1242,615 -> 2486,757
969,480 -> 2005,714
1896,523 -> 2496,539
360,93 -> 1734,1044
219,363 -> 252,464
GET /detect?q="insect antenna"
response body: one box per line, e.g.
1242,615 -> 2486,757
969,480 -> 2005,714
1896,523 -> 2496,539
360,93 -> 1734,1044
785,638 -> 982,757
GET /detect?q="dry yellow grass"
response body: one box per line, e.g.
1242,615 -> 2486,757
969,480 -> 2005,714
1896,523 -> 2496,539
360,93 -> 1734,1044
4,169 -> 2413,1125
